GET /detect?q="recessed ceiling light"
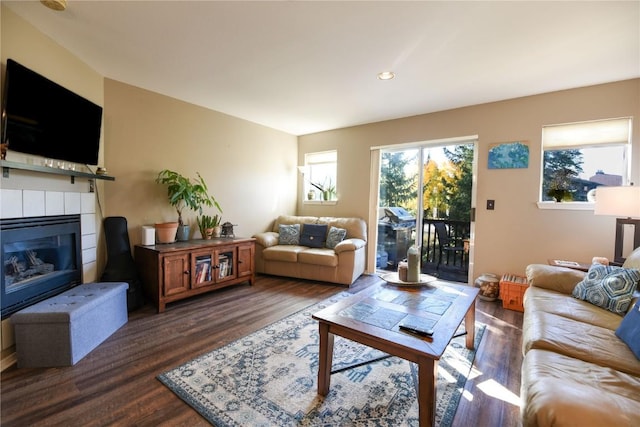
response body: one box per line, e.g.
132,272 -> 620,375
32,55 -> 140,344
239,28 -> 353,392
377,71 -> 395,81
41,0 -> 67,11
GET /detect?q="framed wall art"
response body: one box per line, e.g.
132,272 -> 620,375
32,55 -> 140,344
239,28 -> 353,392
488,141 -> 529,169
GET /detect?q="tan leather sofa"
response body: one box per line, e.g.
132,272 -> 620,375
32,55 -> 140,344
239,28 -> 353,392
521,247 -> 640,427
252,215 -> 367,286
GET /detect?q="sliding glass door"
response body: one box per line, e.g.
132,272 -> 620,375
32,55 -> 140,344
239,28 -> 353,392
375,139 -> 475,283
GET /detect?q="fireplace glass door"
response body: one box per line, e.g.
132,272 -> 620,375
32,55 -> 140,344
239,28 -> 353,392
1,215 -> 82,318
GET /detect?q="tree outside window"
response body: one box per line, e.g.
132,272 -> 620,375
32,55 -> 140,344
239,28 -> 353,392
541,118 -> 630,202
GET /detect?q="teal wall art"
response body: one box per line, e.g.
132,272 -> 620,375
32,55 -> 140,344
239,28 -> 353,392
488,141 -> 529,169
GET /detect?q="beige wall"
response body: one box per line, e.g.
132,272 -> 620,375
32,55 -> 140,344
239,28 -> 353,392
103,79 -> 298,241
299,79 -> 640,281
0,6 -> 107,370
1,6 -> 106,276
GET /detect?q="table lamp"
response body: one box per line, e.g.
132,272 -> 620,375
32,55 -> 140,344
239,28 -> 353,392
594,186 -> 640,264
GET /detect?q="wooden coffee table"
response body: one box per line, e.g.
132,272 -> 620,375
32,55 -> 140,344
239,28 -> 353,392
312,278 -> 479,427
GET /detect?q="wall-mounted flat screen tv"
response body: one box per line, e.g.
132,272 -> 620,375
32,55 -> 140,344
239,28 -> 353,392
2,58 -> 102,165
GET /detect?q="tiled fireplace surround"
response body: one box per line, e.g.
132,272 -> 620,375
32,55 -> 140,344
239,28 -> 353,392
0,171 -> 100,369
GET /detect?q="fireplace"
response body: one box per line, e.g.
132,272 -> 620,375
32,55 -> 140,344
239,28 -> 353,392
1,215 -> 82,319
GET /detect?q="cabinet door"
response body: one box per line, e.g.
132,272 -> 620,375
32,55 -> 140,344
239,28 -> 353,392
215,247 -> 237,283
192,250 -> 214,288
237,243 -> 254,279
162,253 -> 190,296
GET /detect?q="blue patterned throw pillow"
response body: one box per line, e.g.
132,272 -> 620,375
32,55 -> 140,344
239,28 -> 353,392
572,265 -> 640,315
278,224 -> 300,245
299,224 -> 328,248
325,226 -> 347,249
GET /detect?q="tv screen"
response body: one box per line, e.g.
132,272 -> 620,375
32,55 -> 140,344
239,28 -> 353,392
2,59 -> 102,165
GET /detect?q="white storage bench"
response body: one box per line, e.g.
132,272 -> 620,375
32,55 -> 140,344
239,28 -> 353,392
11,282 -> 128,368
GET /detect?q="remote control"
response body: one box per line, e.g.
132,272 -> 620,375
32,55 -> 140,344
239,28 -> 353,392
399,324 -> 434,337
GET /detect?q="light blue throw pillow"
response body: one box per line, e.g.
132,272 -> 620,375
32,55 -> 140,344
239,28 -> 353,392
278,224 -> 300,245
572,264 -> 640,315
325,226 -> 347,249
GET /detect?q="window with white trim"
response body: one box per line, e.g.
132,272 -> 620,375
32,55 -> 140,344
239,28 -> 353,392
541,118 -> 631,202
302,150 -> 337,202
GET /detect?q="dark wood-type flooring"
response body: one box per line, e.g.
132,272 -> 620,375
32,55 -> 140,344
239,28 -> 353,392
1,274 -> 523,426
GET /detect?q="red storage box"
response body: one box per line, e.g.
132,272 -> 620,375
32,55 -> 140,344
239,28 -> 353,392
499,274 -> 528,312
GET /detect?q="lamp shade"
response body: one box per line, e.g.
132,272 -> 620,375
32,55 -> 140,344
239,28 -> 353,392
594,186 -> 640,218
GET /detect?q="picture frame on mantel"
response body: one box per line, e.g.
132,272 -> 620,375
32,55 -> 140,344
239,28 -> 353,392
488,141 -> 529,169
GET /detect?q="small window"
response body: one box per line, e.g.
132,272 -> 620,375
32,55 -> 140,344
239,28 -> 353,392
541,118 -> 631,202
302,150 -> 337,202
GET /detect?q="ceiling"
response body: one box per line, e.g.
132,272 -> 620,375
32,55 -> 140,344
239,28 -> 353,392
5,1 -> 640,136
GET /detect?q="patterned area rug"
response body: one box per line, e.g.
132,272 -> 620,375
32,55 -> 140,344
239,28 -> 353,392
159,292 -> 485,426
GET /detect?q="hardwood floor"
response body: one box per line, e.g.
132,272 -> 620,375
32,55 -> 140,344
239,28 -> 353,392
1,274 -> 523,426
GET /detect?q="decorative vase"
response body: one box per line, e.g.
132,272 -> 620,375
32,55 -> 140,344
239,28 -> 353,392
307,191 -> 315,200
212,225 -> 222,238
407,245 -> 421,282
176,224 -> 190,241
204,228 -> 214,239
474,273 -> 500,301
155,222 -> 178,244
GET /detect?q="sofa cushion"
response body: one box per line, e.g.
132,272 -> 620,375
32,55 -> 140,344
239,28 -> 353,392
300,224 -> 328,248
262,245 -> 305,262
616,302 -> 640,360
571,264 -> 640,315
326,226 -> 347,249
525,264 -> 586,295
278,224 -> 300,245
273,215 -> 318,231
521,349 -> 640,427
622,246 -> 640,270
319,216 -> 367,241
298,248 -> 338,267
524,286 -> 623,330
522,310 -> 639,376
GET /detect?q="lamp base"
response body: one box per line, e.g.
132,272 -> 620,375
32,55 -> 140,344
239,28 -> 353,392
614,218 -> 640,264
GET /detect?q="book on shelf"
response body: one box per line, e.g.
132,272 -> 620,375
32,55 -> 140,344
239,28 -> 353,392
218,254 -> 232,278
195,257 -> 212,283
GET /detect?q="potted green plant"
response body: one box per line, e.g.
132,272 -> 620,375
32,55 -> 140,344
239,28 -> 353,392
156,169 -> 222,242
310,178 -> 336,201
197,214 -> 221,239
546,168 -> 575,202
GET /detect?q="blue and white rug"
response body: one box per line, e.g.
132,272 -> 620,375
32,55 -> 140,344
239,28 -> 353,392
158,292 -> 484,426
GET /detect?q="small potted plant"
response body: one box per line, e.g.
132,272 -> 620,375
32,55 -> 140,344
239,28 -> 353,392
546,168 -> 575,202
310,178 -> 336,201
197,214 -> 221,239
156,169 -> 222,242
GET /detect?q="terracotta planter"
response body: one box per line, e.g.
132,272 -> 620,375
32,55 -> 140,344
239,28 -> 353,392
155,222 -> 178,244
204,228 -> 214,239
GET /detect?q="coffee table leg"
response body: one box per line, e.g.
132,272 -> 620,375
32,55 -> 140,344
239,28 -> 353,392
317,321 -> 334,396
465,298 -> 476,349
418,356 -> 438,427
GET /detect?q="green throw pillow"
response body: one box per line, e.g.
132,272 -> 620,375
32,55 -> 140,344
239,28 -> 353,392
325,226 -> 347,249
278,224 -> 300,245
572,264 -> 640,315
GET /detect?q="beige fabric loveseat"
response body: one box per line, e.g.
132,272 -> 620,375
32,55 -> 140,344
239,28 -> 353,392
520,247 -> 640,427
252,215 -> 367,286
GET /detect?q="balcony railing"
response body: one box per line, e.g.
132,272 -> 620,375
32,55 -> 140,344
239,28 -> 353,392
421,219 -> 470,283
377,218 -> 470,283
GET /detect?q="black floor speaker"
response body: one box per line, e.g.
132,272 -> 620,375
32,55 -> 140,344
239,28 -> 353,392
101,216 -> 144,311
